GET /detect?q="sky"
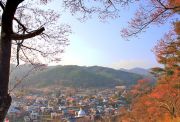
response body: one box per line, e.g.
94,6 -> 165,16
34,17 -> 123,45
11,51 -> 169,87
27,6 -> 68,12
45,0 -> 172,69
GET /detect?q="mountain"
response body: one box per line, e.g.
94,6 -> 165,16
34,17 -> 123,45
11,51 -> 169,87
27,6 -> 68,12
10,65 -> 147,88
13,65 -> 143,88
126,67 -> 156,83
128,67 -> 151,76
10,64 -> 35,78
9,64 -> 48,88
119,67 -> 151,76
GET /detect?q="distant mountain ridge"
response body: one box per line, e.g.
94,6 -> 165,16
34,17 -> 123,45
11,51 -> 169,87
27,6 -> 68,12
10,65 -> 150,88
128,67 -> 151,76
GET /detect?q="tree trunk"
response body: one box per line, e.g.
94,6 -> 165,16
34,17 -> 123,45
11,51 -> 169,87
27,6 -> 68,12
0,0 -> 24,121
0,13 -> 12,122
0,27 -> 12,121
0,94 -> 11,121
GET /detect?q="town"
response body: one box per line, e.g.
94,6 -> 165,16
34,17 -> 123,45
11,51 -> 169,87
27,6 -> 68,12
6,86 -> 128,122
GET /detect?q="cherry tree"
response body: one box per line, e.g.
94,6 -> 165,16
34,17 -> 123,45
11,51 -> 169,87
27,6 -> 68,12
0,0 -> 71,120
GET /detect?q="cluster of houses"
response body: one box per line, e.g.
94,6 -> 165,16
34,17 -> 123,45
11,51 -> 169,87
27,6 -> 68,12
6,86 -> 128,122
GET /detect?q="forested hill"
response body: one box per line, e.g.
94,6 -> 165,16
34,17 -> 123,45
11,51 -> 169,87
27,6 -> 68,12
15,65 -> 142,88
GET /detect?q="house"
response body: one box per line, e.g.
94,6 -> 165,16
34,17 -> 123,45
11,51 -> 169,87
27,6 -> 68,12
24,116 -> 31,122
30,111 -> 39,120
77,108 -> 86,117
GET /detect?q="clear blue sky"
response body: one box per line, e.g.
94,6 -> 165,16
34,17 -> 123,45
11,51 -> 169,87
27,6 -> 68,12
46,0 -> 172,69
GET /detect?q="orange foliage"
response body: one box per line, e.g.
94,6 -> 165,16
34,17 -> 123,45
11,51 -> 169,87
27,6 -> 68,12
153,31 -> 179,69
124,78 -> 153,105
119,1 -> 180,121
174,21 -> 180,35
119,21 -> 180,121
168,0 -> 180,8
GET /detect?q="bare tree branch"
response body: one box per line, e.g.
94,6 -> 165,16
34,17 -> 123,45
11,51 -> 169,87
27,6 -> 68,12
11,27 -> 45,40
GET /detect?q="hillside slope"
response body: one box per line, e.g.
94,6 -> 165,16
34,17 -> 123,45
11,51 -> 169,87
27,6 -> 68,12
26,65 -> 143,88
